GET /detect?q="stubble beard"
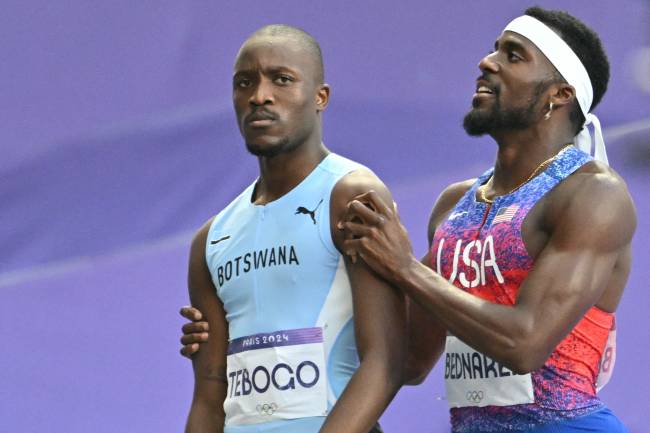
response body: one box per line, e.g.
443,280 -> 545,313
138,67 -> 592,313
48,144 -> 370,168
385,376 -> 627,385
245,125 -> 313,158
245,135 -> 296,158
462,81 -> 551,136
463,97 -> 538,136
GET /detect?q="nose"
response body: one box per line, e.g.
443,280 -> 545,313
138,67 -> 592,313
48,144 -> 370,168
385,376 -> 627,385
478,52 -> 499,74
249,79 -> 274,106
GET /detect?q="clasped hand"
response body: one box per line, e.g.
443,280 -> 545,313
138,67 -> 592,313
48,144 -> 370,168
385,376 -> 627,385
338,191 -> 415,283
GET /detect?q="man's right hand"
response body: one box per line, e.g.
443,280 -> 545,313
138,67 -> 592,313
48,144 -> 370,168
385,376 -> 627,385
179,306 -> 209,358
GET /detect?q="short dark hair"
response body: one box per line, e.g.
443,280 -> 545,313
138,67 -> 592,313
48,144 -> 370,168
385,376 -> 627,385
524,6 -> 610,134
248,24 -> 325,84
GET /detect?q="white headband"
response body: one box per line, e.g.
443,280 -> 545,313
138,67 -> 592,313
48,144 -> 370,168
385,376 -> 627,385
504,15 -> 608,164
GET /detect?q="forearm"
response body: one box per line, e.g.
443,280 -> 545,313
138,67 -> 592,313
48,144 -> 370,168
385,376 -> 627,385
396,258 -> 535,372
185,397 -> 225,433
318,355 -> 402,433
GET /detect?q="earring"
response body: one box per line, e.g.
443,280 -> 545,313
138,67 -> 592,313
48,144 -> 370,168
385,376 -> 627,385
544,102 -> 554,120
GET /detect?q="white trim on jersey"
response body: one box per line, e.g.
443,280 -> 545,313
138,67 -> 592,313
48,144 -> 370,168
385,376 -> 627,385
316,256 -> 354,406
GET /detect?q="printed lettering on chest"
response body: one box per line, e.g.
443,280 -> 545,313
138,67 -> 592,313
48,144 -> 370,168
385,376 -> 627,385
212,244 -> 300,289
436,235 -> 504,289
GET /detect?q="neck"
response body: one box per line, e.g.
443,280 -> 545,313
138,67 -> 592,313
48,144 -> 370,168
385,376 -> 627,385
488,121 -> 574,194
253,134 -> 328,205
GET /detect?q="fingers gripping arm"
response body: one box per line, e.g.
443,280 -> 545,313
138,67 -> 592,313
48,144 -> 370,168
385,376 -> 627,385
180,306 -> 209,358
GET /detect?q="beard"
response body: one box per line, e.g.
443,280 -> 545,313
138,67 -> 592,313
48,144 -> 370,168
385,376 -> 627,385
462,101 -> 537,136
246,136 -> 294,157
462,80 -> 551,136
245,128 -> 309,158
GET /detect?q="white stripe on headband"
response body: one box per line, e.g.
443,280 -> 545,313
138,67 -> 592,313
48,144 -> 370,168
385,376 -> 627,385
504,15 -> 608,164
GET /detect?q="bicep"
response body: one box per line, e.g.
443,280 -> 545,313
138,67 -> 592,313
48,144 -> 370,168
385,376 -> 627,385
515,182 -> 635,352
345,258 -> 407,360
330,171 -> 406,358
517,241 -> 615,324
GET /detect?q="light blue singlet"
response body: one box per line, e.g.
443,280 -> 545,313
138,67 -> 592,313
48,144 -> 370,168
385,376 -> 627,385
206,153 -> 365,433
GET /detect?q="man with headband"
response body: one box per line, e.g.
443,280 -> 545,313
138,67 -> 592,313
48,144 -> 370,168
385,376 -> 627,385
339,6 -> 635,433
179,7 -> 635,432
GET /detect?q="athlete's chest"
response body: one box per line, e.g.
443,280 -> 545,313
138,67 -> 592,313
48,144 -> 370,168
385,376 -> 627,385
432,197 -> 533,303
207,196 -> 338,298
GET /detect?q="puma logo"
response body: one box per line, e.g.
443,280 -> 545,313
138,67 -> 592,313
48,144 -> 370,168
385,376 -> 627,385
295,199 -> 323,225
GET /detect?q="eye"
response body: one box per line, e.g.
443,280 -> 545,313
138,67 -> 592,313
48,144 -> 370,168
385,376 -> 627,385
274,74 -> 294,85
508,51 -> 523,62
234,77 -> 252,88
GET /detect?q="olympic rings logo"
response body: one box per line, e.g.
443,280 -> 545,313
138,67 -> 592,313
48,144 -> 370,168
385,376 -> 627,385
256,402 -> 278,416
466,390 -> 484,403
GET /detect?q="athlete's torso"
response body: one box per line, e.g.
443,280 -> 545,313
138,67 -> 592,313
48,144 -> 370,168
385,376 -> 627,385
432,146 -> 615,432
206,153 -> 365,433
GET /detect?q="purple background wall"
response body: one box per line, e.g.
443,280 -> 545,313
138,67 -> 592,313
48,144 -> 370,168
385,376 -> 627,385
1,1 -> 648,432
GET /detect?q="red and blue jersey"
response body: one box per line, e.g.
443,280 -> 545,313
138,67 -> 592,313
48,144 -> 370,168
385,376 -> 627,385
432,146 -> 615,432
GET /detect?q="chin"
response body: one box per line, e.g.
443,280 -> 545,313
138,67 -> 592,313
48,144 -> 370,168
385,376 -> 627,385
246,143 -> 283,158
462,110 -> 493,136
245,136 -> 293,158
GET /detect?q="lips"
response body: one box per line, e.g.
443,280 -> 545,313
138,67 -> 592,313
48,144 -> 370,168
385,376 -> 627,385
470,78 -> 498,109
471,78 -> 498,108
476,85 -> 493,94
475,78 -> 496,95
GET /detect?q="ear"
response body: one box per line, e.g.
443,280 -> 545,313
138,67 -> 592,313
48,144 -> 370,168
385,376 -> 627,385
549,82 -> 576,109
316,84 -> 330,112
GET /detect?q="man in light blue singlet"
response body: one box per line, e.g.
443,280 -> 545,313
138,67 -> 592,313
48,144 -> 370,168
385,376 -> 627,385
183,25 -> 407,433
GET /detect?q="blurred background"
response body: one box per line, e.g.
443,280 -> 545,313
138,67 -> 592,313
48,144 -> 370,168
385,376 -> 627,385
1,1 -> 648,432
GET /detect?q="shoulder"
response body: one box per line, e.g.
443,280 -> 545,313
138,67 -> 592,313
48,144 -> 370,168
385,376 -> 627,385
432,179 -> 476,216
331,168 -> 391,202
189,217 -> 216,265
547,161 -> 636,247
427,179 -> 476,244
328,168 -> 393,251
551,161 -> 635,221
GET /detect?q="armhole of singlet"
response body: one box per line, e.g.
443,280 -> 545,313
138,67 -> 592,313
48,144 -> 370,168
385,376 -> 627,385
204,214 -> 220,295
204,183 -> 256,296
517,152 -> 594,251
317,169 -> 346,258
316,164 -> 367,258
